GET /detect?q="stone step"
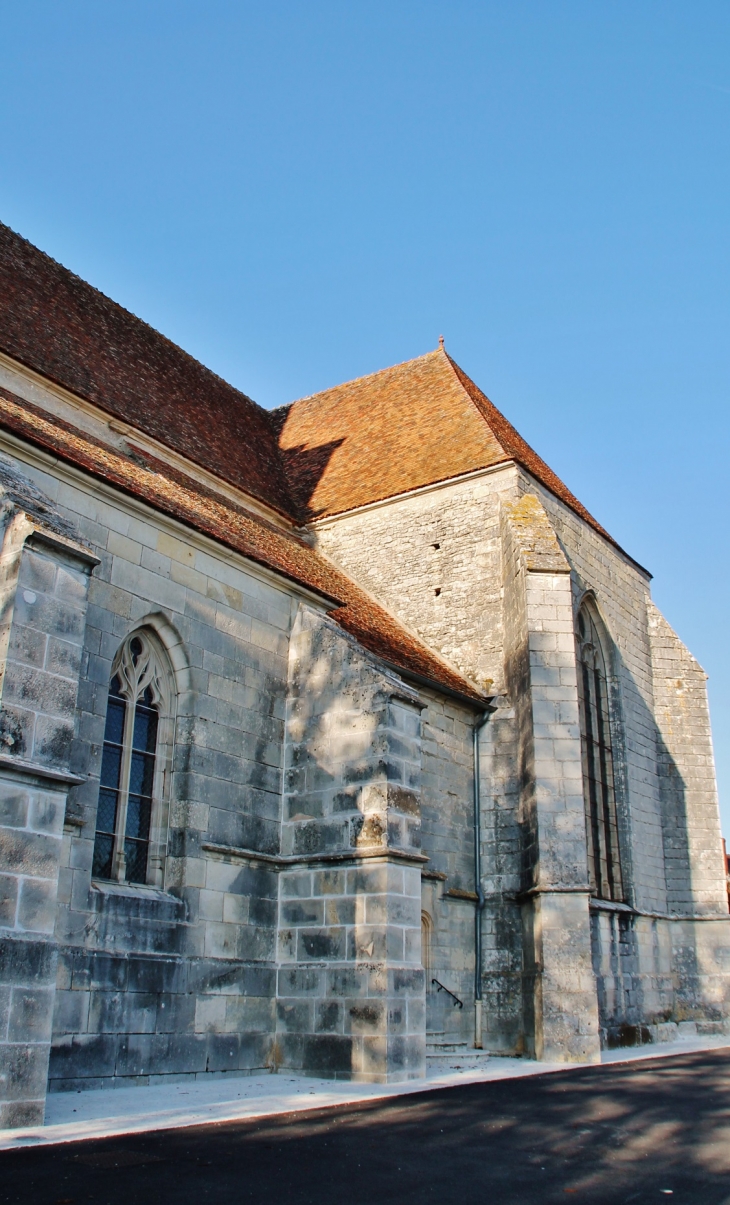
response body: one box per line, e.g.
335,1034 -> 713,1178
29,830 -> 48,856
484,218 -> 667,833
426,1048 -> 491,1069
426,1041 -> 469,1053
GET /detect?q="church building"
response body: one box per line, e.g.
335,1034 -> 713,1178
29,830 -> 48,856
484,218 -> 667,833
0,222 -> 727,1128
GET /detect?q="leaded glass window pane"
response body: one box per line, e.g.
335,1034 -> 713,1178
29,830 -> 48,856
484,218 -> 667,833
92,676 -> 125,879
124,687 -> 158,883
92,638 -> 166,887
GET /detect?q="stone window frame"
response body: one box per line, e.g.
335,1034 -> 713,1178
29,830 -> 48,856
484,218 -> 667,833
575,595 -> 626,903
92,626 -> 176,889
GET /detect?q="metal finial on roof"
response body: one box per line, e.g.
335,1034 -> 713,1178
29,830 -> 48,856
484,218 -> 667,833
438,334 -> 445,350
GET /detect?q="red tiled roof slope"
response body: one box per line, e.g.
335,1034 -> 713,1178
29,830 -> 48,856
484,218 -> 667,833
0,223 -> 298,519
0,385 -> 485,706
271,349 -> 504,518
273,347 -> 624,556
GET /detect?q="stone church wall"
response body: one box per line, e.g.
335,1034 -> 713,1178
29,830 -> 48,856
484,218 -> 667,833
520,472 -> 668,916
523,471 -> 730,1041
314,469 -> 604,1059
0,442 -> 297,1092
0,360 -> 727,1124
647,602 -> 730,1029
647,601 -> 725,914
477,696 -> 523,1053
0,435 -> 485,1112
314,462 -> 730,1053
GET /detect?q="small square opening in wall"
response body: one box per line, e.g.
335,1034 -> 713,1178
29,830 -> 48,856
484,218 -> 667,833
432,543 -> 440,550
434,588 -> 441,596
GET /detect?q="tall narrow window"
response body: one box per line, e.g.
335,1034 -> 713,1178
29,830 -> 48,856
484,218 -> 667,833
421,911 -> 433,975
576,602 -> 624,902
92,631 -> 170,885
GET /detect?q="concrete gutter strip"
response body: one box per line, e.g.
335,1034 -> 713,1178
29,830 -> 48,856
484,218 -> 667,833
0,1037 -> 728,1152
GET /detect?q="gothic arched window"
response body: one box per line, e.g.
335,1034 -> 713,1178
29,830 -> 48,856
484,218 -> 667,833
576,601 -> 624,902
92,630 -> 172,886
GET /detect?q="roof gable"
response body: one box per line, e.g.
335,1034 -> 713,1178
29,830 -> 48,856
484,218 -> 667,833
0,223 -> 298,519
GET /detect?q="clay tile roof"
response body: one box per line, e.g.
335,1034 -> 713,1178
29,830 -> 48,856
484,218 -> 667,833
0,385 -> 485,707
0,222 -> 298,520
272,346 -> 629,558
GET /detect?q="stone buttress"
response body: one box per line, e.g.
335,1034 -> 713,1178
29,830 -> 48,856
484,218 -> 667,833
276,604 -> 426,1081
0,460 -> 97,1125
501,494 -> 601,1063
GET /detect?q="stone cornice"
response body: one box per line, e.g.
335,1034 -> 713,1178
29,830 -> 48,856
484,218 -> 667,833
0,754 -> 85,788
201,841 -> 429,869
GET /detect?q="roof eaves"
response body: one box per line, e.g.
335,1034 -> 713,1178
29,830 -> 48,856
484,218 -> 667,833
309,458 -> 517,524
376,658 -> 494,711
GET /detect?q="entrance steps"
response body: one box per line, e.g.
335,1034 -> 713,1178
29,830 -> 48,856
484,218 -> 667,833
426,1036 -> 490,1071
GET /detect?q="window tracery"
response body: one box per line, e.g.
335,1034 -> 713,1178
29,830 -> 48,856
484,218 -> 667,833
92,630 -> 172,885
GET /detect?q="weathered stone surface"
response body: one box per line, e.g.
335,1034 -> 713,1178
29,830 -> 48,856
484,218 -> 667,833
0,353 -> 726,1124
0,476 -> 97,1125
317,467 -> 730,1061
275,606 -> 426,1081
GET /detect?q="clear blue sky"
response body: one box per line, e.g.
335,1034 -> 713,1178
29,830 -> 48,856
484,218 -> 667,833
1,2 -> 729,832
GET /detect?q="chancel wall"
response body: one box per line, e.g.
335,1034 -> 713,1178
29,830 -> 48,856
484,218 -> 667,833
316,466 -> 730,1055
523,473 -> 730,1043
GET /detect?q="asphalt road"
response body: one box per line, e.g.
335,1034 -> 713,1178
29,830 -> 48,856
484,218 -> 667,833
3,1049 -> 730,1205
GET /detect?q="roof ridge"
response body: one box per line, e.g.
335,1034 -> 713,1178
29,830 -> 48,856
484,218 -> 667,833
442,350 -> 520,461
287,347 -> 443,406
0,221 -> 301,520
